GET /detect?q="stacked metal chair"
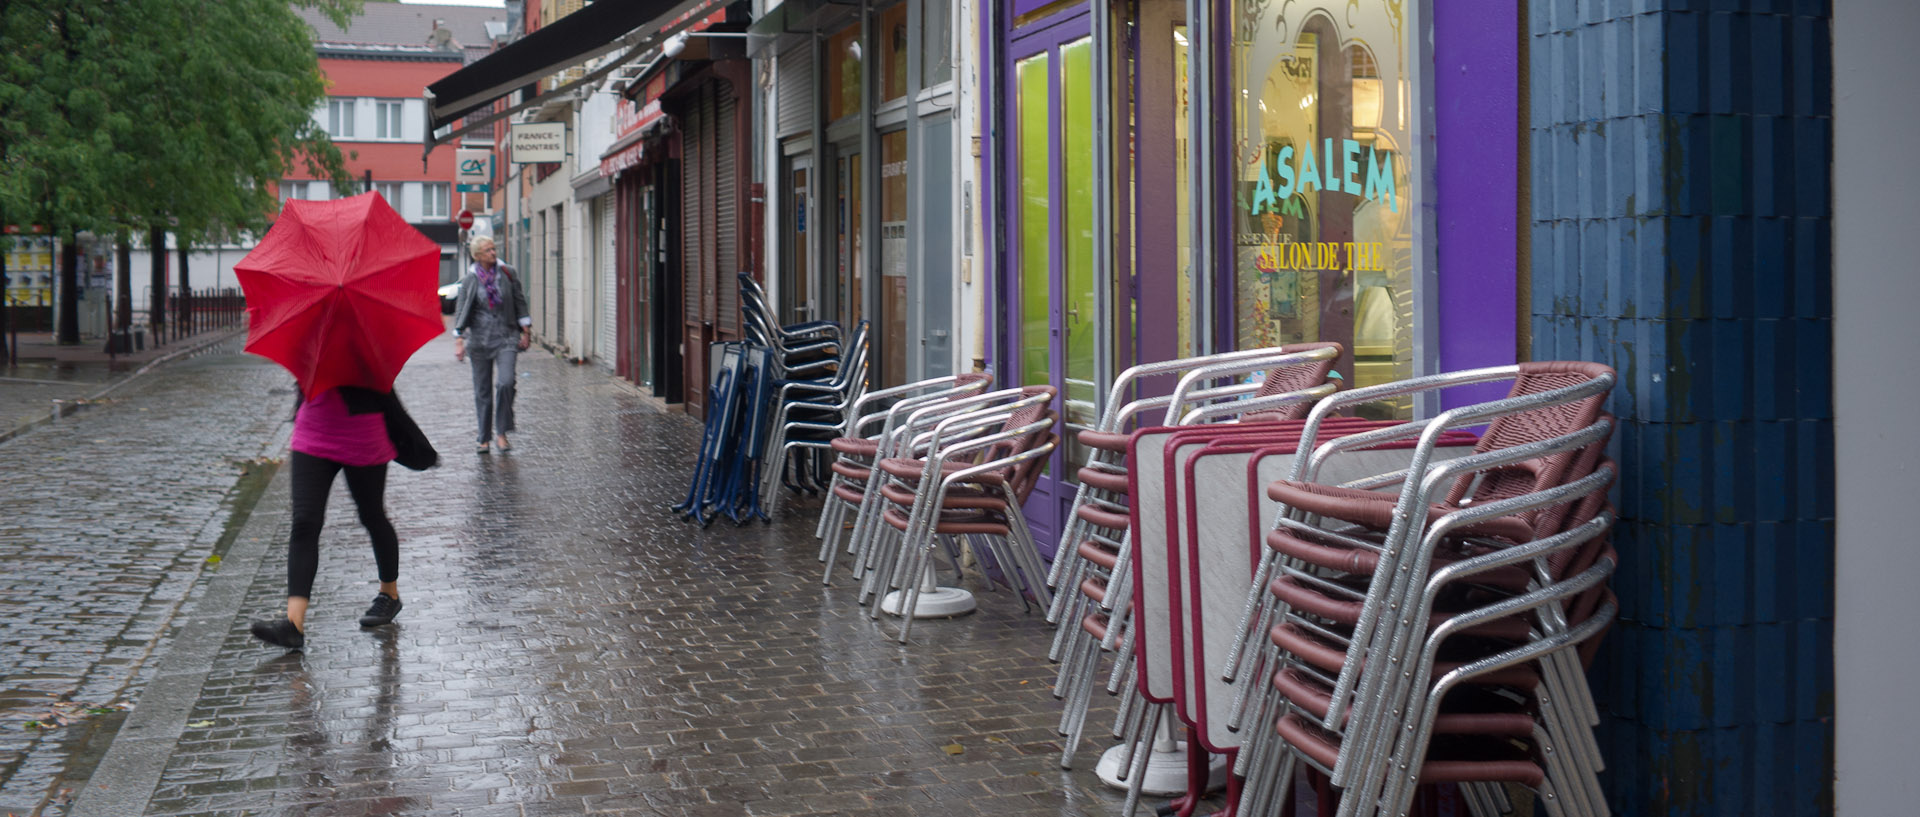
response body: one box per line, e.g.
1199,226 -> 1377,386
812,373 -> 995,577
1225,362 -> 1620,817
739,272 -> 841,377
829,383 -> 1039,589
857,385 -> 1060,642
755,320 -> 871,508
1044,344 -> 1342,806
810,385 -> 1059,641
737,272 -> 866,503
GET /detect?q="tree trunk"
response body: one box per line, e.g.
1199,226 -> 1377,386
58,232 -> 80,345
115,233 -> 132,347
177,241 -> 191,338
149,225 -> 167,345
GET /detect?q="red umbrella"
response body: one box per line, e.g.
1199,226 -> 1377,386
235,192 -> 443,396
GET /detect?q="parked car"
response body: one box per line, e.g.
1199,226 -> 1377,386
438,280 -> 461,315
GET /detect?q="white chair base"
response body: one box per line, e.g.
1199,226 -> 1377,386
880,567 -> 978,618
1092,739 -> 1224,796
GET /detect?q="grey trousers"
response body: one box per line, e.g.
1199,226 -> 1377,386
469,346 -> 518,443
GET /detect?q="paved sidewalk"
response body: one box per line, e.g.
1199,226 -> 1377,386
1,327 -> 248,443
0,334 -> 291,816
60,335 -> 1132,816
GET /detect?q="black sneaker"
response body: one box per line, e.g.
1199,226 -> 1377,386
359,594 -> 403,628
250,618 -> 304,650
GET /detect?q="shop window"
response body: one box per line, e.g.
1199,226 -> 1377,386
879,3 -> 909,103
921,0 -> 953,87
880,129 -> 908,385
1232,3 -> 1418,415
825,24 -> 863,121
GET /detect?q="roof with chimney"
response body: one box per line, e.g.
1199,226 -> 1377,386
295,3 -> 507,63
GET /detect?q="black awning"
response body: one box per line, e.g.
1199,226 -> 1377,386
427,0 -> 718,131
414,222 -> 462,246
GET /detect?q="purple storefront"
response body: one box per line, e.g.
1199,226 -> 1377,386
983,0 -> 1523,550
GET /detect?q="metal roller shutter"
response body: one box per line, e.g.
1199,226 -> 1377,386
683,99 -> 704,326
597,192 -> 616,371
716,87 -> 738,337
776,43 -> 813,138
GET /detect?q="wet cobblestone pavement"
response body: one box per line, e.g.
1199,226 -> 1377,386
1,335 -> 290,815
9,334 -> 1135,816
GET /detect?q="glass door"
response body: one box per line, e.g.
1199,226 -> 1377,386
782,157 -> 816,325
1006,17 -> 1099,557
879,129 -> 910,387
833,147 -> 865,331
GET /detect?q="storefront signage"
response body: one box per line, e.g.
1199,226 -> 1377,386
600,142 -> 646,178
1250,240 -> 1389,272
613,98 -> 664,141
509,122 -> 567,163
1248,140 -> 1397,214
455,149 -> 493,193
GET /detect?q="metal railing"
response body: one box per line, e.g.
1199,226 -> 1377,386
167,288 -> 243,340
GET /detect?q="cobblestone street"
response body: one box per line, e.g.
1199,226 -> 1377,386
4,334 -> 1130,816
1,335 -> 291,814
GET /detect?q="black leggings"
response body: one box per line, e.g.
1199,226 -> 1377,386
287,450 -> 398,599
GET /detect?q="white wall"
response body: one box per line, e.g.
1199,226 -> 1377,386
567,82 -> 621,364
1834,2 -> 1920,813
524,117 -> 576,352
126,243 -> 251,303
954,0 -> 986,373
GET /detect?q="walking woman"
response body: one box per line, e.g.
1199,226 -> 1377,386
251,387 -> 434,649
451,235 -> 531,453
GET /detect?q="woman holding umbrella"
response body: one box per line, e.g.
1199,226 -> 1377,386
250,386 -> 427,649
451,235 -> 531,453
235,193 -> 445,650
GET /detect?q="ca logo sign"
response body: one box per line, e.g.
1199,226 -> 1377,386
459,158 -> 488,174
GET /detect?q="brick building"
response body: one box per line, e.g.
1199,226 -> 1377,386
284,3 -> 509,283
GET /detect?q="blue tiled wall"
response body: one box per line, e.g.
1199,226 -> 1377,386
1528,2 -> 1833,814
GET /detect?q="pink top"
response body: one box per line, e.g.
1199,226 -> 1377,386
290,389 -> 396,466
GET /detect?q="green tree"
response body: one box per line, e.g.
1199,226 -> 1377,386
0,0 -> 363,343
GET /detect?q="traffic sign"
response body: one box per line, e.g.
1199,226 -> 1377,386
456,210 -> 474,230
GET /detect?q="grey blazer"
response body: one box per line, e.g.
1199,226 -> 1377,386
450,263 -> 531,339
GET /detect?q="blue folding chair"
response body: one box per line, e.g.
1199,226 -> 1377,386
673,342 -> 747,526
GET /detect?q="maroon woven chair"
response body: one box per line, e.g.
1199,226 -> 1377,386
1266,362 -> 1615,546
856,386 -> 1059,642
815,373 -> 992,580
1227,362 -> 1620,817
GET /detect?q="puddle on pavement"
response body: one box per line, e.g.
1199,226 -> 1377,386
209,457 -> 281,562
2,362 -> 127,383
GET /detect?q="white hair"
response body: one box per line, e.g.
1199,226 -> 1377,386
468,235 -> 495,255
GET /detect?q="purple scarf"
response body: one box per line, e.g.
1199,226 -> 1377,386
473,263 -> 501,309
